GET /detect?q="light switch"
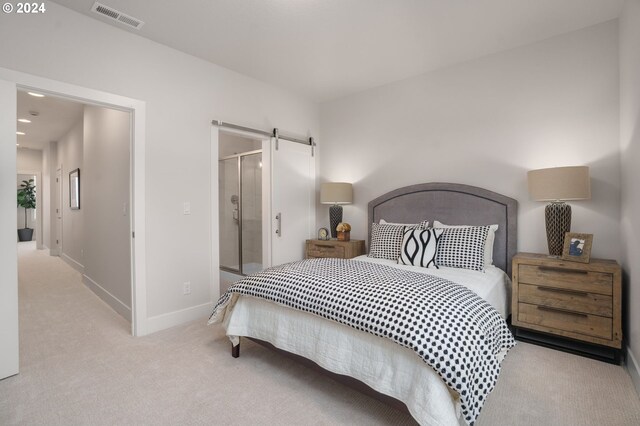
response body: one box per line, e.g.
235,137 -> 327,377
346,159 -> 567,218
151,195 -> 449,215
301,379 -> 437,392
183,202 -> 191,215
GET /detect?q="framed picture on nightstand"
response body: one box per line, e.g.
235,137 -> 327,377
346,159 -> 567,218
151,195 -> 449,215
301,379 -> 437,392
562,232 -> 593,263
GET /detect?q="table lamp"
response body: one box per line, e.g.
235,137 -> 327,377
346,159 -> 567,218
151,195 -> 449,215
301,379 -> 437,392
320,182 -> 353,239
528,166 -> 591,256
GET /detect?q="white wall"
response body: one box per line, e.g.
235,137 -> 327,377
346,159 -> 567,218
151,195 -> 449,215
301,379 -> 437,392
16,149 -> 42,172
0,81 -> 18,379
82,105 -> 131,319
0,2 -> 319,331
620,0 -> 640,394
57,119 -> 84,267
319,21 -> 620,261
42,144 -> 52,249
42,142 -> 59,254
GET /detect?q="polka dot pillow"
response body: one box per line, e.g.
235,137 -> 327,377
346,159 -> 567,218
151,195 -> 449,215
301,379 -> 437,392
369,220 -> 429,260
435,225 -> 490,271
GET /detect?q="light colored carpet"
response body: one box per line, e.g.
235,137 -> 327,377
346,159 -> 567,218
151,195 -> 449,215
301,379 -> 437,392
1,242 -> 639,425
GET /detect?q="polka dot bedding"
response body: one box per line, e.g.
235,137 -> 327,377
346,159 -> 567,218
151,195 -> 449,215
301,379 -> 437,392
209,258 -> 515,425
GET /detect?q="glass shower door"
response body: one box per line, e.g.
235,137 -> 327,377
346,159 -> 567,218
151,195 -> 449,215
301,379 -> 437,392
241,153 -> 262,274
219,157 -> 240,273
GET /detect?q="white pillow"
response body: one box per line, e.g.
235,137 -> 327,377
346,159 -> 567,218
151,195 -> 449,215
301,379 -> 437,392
433,220 -> 498,266
380,219 -> 429,228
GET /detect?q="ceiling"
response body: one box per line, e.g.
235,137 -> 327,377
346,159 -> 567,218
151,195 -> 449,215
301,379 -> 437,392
16,90 -> 84,151
53,0 -> 623,102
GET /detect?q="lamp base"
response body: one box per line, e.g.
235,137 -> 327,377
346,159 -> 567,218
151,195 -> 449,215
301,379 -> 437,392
329,205 -> 343,239
545,202 -> 571,256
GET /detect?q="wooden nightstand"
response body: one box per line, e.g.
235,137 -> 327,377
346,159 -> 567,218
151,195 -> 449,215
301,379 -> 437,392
511,252 -> 622,362
305,239 -> 366,259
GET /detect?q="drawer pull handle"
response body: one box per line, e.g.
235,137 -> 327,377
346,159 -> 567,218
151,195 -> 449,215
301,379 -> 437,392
538,266 -> 588,275
537,286 -> 589,297
320,245 -> 336,249
536,305 -> 588,317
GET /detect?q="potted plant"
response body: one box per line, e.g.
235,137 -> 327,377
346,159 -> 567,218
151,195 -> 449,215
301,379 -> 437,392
336,222 -> 351,241
17,178 -> 36,242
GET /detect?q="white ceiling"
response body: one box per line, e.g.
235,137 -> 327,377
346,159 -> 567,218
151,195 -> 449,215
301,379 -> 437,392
16,90 -> 84,151
53,0 -> 623,102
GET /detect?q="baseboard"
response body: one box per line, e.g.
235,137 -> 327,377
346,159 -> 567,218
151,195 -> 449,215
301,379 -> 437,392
144,302 -> 212,335
82,274 -> 131,322
61,253 -> 84,274
627,346 -> 640,397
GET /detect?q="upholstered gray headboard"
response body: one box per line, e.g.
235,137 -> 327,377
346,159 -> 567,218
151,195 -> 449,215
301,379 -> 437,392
368,183 -> 518,276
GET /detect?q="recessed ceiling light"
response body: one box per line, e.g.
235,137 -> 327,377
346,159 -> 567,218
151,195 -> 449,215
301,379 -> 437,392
16,144 -> 20,147
18,118 -> 31,123
27,92 -> 45,98
16,131 -> 25,135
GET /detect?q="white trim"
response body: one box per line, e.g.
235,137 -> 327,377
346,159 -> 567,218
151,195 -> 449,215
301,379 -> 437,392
83,274 -> 131,321
145,302 -> 212,335
0,79 -> 19,379
61,253 -> 84,274
0,66 -> 147,337
627,346 -> 640,397
210,127 -> 220,304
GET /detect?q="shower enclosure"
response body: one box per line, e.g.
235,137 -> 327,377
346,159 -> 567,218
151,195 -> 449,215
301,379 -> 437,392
219,150 -> 262,275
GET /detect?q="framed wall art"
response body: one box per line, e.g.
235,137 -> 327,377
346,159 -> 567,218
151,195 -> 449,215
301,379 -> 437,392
69,168 -> 80,210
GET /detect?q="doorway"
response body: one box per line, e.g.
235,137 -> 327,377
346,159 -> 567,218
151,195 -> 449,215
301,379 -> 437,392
1,71 -> 147,380
213,127 -> 315,297
218,133 -> 265,293
16,89 -> 133,321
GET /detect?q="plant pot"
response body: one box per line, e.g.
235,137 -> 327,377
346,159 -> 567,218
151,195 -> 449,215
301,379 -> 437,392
337,231 -> 350,241
18,228 -> 33,242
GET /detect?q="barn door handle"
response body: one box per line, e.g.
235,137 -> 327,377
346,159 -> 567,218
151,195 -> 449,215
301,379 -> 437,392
275,213 -> 282,237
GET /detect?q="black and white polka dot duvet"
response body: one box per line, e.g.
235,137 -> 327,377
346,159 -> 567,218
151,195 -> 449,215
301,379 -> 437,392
210,258 -> 515,425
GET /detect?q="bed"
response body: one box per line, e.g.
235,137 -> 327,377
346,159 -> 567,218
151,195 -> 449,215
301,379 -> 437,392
209,183 -> 518,425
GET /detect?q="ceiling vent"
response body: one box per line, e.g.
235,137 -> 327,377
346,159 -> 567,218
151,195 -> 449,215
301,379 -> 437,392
91,2 -> 145,30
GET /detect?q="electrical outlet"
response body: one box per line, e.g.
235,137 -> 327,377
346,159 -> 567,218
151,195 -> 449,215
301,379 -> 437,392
183,202 -> 191,215
183,281 -> 191,295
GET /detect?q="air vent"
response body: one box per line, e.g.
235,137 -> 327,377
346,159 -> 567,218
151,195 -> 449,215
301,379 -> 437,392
91,2 -> 145,30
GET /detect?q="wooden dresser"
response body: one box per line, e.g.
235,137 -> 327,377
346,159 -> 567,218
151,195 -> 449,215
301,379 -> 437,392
511,253 -> 622,360
305,239 -> 366,259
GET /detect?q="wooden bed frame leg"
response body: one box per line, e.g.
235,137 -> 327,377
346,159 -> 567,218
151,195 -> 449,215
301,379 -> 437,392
231,342 -> 240,358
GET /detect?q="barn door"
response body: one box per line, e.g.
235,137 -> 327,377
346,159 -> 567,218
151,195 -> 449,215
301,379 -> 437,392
270,138 -> 315,266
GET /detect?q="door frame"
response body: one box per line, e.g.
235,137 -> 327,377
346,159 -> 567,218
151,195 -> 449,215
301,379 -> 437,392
55,166 -> 63,255
0,66 -> 148,337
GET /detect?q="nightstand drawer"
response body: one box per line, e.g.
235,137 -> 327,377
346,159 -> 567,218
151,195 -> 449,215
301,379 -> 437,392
518,284 -> 612,317
518,264 -> 612,295
307,244 -> 345,258
306,239 -> 365,259
518,302 -> 612,340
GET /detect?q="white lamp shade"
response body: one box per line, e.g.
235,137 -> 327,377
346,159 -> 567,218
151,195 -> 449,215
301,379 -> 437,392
528,166 -> 591,201
320,182 -> 353,205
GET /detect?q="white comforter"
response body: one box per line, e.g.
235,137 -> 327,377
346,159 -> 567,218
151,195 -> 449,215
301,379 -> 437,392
217,258 -> 511,426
